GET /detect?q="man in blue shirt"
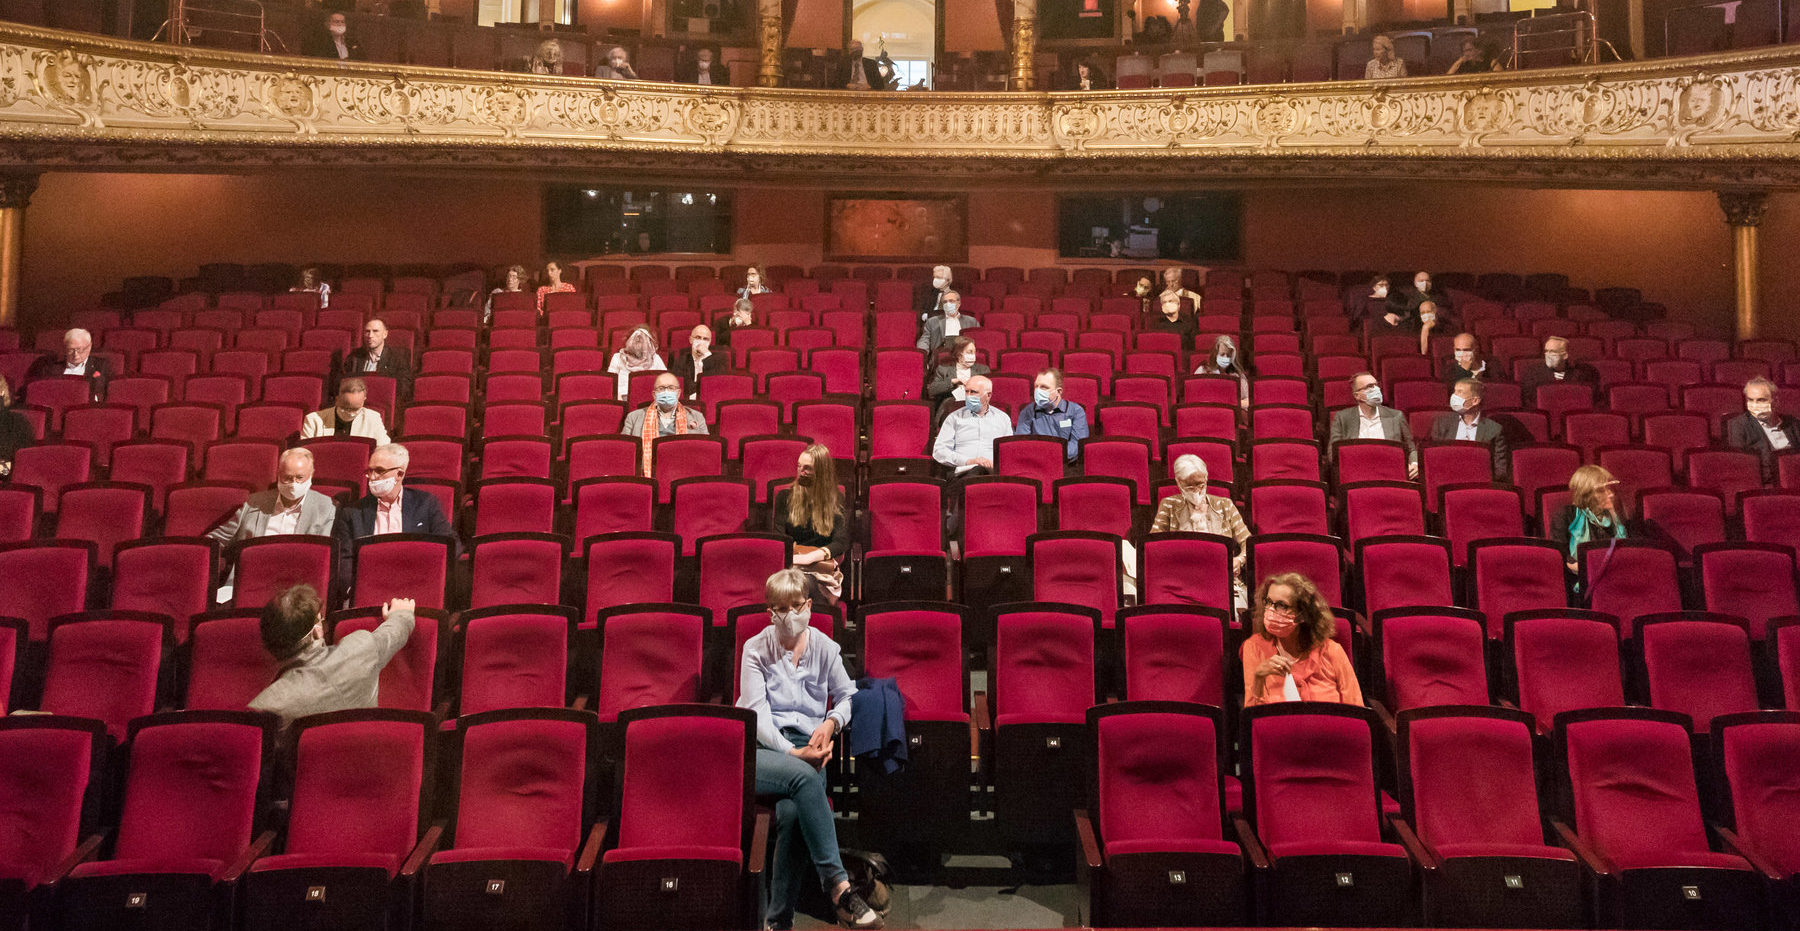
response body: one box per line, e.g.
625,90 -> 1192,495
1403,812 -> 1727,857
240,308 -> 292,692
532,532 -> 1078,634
1013,367 -> 1089,470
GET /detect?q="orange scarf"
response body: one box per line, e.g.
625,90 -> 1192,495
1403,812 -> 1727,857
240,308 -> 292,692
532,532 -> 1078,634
640,403 -> 688,476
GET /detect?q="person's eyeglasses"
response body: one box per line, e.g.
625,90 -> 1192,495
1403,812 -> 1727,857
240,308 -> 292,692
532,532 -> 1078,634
364,465 -> 401,478
1266,600 -> 1298,616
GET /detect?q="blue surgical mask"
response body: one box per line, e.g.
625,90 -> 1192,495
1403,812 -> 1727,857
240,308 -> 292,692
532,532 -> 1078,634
1216,354 -> 1233,369
965,395 -> 983,415
655,389 -> 679,411
1033,388 -> 1053,407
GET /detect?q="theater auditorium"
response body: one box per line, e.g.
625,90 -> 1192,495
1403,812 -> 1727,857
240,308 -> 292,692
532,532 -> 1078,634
0,0 -> 1798,928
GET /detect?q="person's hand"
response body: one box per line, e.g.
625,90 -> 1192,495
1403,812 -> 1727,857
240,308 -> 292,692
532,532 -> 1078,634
791,743 -> 832,769
1406,461 -> 1420,480
971,457 -> 994,469
1383,313 -> 1401,326
383,597 -> 417,618
808,719 -> 837,753
0,460 -> 9,477
1565,560 -> 1579,574
1255,655 -> 1292,680
1232,554 -> 1246,574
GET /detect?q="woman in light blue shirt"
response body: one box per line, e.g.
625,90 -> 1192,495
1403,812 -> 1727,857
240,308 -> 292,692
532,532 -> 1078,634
737,569 -> 880,930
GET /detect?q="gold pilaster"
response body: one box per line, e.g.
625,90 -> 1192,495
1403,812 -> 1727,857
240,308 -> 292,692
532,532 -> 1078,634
1719,190 -> 1768,341
0,173 -> 37,330
757,0 -> 784,87
1011,0 -> 1037,90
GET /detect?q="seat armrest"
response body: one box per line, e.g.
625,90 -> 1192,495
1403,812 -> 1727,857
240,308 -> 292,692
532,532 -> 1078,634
575,821 -> 606,875
1231,816 -> 1271,871
1550,818 -> 1610,877
400,821 -> 445,878
1497,698 -> 1521,712
747,809 -> 771,877
41,833 -> 106,892
221,830 -> 279,883
1388,816 -> 1439,871
1074,810 -> 1103,871
971,689 -> 991,733
1370,698 -> 1397,735
1712,824 -> 1784,880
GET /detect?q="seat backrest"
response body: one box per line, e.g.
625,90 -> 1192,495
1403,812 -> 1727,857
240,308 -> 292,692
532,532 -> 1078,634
1471,539 -> 1569,639
453,711 -> 591,854
1054,478 -> 1133,539
1246,706 -> 1382,848
1560,711 -> 1712,866
594,606 -> 705,722
1640,617 -> 1758,732
1402,707 -> 1546,850
696,534 -> 790,630
572,478 -> 656,541
1439,484 -> 1525,568
1358,536 -> 1453,616
961,477 -> 1039,558
1120,606 -> 1227,706
186,612 -> 281,710
992,605 -> 1097,721
584,532 -> 678,621
614,707 -> 750,856
1741,492 -> 1800,553
670,478 -> 751,557
1696,543 -> 1799,640
0,541 -> 94,641
859,604 -> 966,720
352,534 -> 451,610
285,711 -> 430,862
40,613 -> 166,741
0,716 -> 105,887
1095,705 -> 1223,851
1248,533 -> 1344,607
458,608 -> 574,715
868,480 -> 943,552
1716,713 -> 1800,878
231,535 -> 333,610
115,713 -> 267,864
1638,489 -> 1725,559
1343,481 -> 1426,544
1375,609 -> 1489,711
1583,541 -> 1682,637
1030,533 -> 1121,627
330,608 -> 440,713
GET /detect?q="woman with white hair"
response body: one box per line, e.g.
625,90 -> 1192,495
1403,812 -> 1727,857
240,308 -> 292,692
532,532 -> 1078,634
1126,454 -> 1250,609
1192,334 -> 1250,409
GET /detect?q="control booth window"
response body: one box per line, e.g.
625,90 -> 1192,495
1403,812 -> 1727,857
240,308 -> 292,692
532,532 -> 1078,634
543,186 -> 735,256
1056,193 -> 1243,262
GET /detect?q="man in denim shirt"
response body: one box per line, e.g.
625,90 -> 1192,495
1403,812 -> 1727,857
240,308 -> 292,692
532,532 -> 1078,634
1013,367 -> 1089,469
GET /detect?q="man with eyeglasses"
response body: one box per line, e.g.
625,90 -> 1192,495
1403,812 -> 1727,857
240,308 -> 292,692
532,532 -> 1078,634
1728,377 -> 1800,484
329,443 -> 454,605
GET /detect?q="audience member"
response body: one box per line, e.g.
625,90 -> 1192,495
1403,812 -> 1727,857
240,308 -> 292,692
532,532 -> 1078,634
926,336 -> 989,410
933,374 -> 1010,536
485,264 -> 527,322
916,291 -> 977,356
291,266 -> 331,307
1141,454 -> 1248,608
1013,367 -> 1089,466
304,12 -> 364,61
676,46 -> 723,85
1144,292 -> 1198,349
737,569 -> 880,931
1398,271 -> 1453,320
738,265 -> 773,299
24,328 -> 111,402
331,443 -> 455,598
1348,275 -> 1391,332
250,585 -> 415,727
336,318 -> 413,399
301,377 -> 391,445
595,45 -> 639,80
1728,376 -> 1799,484
1327,371 -> 1419,478
772,444 -> 848,607
1192,334 -> 1250,408
1064,58 -> 1110,90
914,264 -> 956,320
208,448 -> 337,548
0,375 -> 31,479
1157,267 -> 1202,310
1127,275 -> 1155,318
1241,572 -> 1361,706
607,326 -> 667,401
1365,35 -> 1407,79
535,260 -> 576,314
1446,37 -> 1500,74
715,297 -> 757,348
1444,332 -> 1488,386
1415,300 -> 1441,356
1550,464 -> 1628,577
1517,335 -> 1598,401
1430,378 -> 1510,480
620,371 -> 708,476
529,39 -> 564,75
836,40 -> 888,91
668,324 -> 732,400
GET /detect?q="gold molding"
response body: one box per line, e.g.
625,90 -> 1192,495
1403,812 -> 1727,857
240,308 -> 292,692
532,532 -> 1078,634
0,23 -> 1797,185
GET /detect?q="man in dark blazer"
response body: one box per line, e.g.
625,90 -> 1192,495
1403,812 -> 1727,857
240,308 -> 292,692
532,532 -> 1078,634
1516,335 -> 1597,405
330,442 -> 455,604
914,264 -> 955,322
1327,371 -> 1419,478
1443,332 -> 1492,388
916,293 -> 979,360
834,40 -> 890,90
303,12 -> 365,61
674,47 -> 724,85
667,324 -> 734,400
336,317 -> 413,399
1429,378 -> 1511,481
1728,377 -> 1800,484
24,327 -> 112,402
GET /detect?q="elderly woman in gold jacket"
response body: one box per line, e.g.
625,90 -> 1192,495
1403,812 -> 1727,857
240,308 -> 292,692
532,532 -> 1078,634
1124,453 -> 1251,610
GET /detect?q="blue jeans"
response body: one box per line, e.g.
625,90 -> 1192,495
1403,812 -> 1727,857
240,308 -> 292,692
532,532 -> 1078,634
756,726 -> 847,928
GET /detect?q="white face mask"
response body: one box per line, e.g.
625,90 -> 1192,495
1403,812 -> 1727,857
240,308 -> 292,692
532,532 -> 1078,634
280,479 -> 312,501
368,476 -> 399,498
1181,486 -> 1208,506
1449,394 -> 1468,412
1415,279 -> 1431,292
932,276 -> 948,289
1361,387 -> 1383,406
1545,353 -> 1564,369
944,302 -> 960,316
773,605 -> 811,639
1373,285 -> 1388,298
328,22 -> 347,36
1454,350 -> 1474,364
1216,354 -> 1233,369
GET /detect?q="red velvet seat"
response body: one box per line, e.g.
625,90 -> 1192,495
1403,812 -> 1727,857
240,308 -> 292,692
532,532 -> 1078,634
454,606 -> 577,716
1341,481 -> 1425,548
669,478 -> 751,558
0,714 -> 107,926
1333,438 -> 1409,485
10,443 -> 92,514
1053,477 -> 1132,539
1713,711 -> 1800,926
472,477 -> 556,537
583,532 -> 678,626
854,603 -> 971,852
988,603 -> 1101,854
1031,531 -> 1122,629
52,482 -> 148,571
0,540 -> 93,643
1639,488 -> 1726,564
1249,479 -> 1329,535
1137,531 -> 1234,612
571,477 -> 655,541
228,534 -> 333,611
349,534 -> 450,610
695,533 -> 790,631
1080,437 -> 1153,506
37,611 -> 168,742
864,480 -> 947,601
478,436 -> 553,482
1247,533 -> 1345,608
185,610 -> 279,711
994,435 -> 1065,505
1638,614 -> 1759,733
1370,608 -> 1491,715
1357,535 -> 1452,618
1696,542 -> 1800,640
467,532 -> 567,611
1581,540 -> 1682,638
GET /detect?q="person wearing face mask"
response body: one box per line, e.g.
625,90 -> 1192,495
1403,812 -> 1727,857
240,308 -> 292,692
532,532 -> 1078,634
737,265 -> 773,299
914,265 -> 956,321
836,39 -> 888,90
1347,275 -> 1392,333
1192,334 -> 1251,409
0,376 -> 31,480
1138,454 -> 1249,608
668,324 -> 733,400
1127,275 -> 1156,317
925,336 -> 991,411
484,264 -> 528,323
606,326 -> 668,401
250,584 -> 416,728
1144,292 -> 1199,350
772,444 -> 849,607
331,443 -> 454,605
738,569 -> 880,930
209,448 -> 338,548
595,45 -> 639,80
1157,267 -> 1202,312
1327,371 -> 1419,479
933,375 -> 1012,537
1429,378 -> 1510,481
25,328 -> 112,402
713,297 -> 757,350
619,371 -> 709,476
304,12 -> 364,61
301,377 -> 391,445
1516,335 -> 1597,406
1241,573 -> 1361,706
1444,332 -> 1489,388
1398,271 -> 1452,319
916,289 -> 979,357
1013,367 -> 1089,467
1727,377 -> 1800,484
677,46 -> 721,84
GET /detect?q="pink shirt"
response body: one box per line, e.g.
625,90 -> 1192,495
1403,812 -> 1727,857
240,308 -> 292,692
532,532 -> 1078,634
374,495 -> 403,535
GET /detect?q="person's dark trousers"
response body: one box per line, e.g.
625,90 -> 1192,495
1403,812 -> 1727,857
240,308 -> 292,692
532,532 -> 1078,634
942,465 -> 992,541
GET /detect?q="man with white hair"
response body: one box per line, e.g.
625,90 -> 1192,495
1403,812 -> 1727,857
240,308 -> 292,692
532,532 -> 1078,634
914,264 -> 957,322
25,327 -> 112,401
209,448 -> 337,546
330,443 -> 455,602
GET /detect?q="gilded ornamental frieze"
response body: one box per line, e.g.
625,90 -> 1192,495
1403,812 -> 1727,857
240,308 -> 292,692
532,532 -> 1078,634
1,21 -> 1799,184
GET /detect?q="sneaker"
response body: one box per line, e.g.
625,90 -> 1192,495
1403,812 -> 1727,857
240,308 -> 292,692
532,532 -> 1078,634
835,887 -> 883,929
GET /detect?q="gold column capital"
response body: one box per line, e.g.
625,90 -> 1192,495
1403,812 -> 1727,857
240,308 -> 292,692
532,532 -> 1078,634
0,172 -> 38,210
1718,188 -> 1769,227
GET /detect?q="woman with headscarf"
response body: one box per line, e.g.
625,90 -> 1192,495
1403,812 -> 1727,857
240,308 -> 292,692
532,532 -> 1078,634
606,325 -> 666,401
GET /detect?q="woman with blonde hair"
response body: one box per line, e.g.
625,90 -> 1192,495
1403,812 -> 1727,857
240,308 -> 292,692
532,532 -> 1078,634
1365,34 -> 1407,79
1551,464 -> 1629,575
1192,334 -> 1250,409
529,38 -> 563,74
773,444 -> 848,607
1241,572 -> 1361,706
605,325 -> 666,401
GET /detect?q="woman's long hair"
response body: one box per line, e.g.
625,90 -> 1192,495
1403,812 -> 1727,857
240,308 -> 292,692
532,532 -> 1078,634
1250,572 -> 1336,654
787,443 -> 842,537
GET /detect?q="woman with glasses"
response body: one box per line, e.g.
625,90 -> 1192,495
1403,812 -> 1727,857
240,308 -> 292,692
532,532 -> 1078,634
1240,572 -> 1361,707
1127,454 -> 1249,608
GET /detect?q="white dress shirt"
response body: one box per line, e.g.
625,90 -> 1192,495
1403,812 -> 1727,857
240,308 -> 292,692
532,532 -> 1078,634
1761,418 -> 1792,451
266,497 -> 305,537
933,406 -> 1013,474
1455,416 -> 1482,442
1358,409 -> 1387,440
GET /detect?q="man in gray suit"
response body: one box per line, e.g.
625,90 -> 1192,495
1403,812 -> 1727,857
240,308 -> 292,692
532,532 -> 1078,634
1429,378 -> 1510,481
916,290 -> 979,359
209,447 -> 338,546
1327,371 -> 1419,479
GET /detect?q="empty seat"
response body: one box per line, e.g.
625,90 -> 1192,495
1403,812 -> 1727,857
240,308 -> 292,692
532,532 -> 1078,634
38,611 -> 168,742
455,607 -> 577,715
1371,608 -> 1491,714
988,604 -> 1101,854
1638,614 -> 1759,733
0,715 -> 108,922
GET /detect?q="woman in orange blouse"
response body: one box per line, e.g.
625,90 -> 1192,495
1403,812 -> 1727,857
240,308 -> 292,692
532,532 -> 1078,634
1240,572 -> 1363,707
